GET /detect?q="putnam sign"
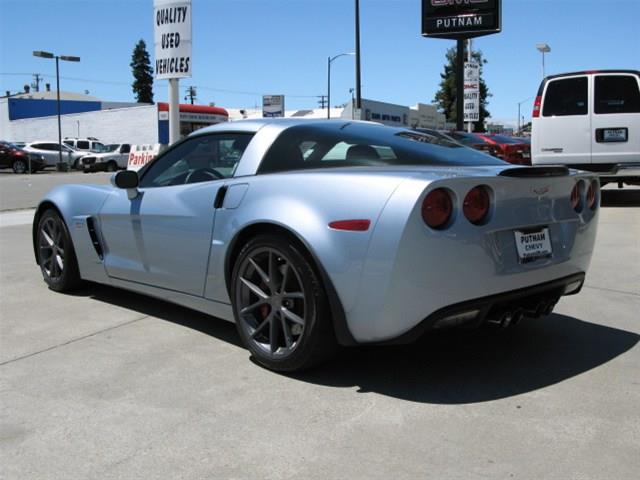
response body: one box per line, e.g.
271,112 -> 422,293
422,0 -> 501,39
154,0 -> 192,79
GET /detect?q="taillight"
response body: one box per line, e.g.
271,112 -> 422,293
422,188 -> 453,229
571,181 -> 584,212
532,96 -> 542,118
587,180 -> 599,210
463,186 -> 491,225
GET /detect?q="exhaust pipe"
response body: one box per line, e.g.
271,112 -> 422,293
512,308 -> 524,325
499,310 -> 513,328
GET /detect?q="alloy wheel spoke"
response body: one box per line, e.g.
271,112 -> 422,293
269,311 -> 280,353
268,251 -> 279,293
251,313 -> 272,340
240,277 -> 269,300
42,228 -> 55,247
56,254 -> 64,272
281,307 -> 304,326
283,292 -> 304,299
240,298 -> 268,315
248,258 -> 269,288
280,263 -> 290,294
280,313 -> 293,349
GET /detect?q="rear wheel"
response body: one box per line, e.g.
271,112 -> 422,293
12,159 -> 27,174
231,234 -> 336,372
36,209 -> 82,292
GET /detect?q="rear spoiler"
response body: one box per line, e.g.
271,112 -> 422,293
499,166 -> 569,178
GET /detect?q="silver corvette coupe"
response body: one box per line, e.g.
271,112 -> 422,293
33,119 -> 599,371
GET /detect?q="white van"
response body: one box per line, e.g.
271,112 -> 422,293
531,70 -> 640,187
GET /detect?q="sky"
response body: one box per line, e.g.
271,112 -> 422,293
1,0 -> 639,127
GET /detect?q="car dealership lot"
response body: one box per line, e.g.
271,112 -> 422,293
1,175 -> 639,479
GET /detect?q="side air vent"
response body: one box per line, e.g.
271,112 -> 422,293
86,217 -> 104,260
499,166 -> 570,178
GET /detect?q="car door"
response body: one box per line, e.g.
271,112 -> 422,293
536,75 -> 591,166
98,133 -> 253,296
591,73 -> 640,167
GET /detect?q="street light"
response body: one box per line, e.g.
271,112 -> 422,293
536,43 -> 551,78
33,50 -> 80,171
517,96 -> 534,134
327,52 -> 355,119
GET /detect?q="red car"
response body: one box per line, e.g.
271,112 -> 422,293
476,134 -> 531,165
0,141 -> 46,173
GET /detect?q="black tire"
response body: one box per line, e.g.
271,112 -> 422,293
36,209 -> 83,292
106,161 -> 117,172
12,159 -> 27,174
231,234 -> 336,372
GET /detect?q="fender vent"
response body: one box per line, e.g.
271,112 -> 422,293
499,166 -> 569,178
86,217 -> 104,260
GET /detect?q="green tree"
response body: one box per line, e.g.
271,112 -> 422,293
130,39 -> 154,103
433,46 -> 491,131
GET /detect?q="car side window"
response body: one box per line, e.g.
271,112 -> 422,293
76,141 -> 90,149
139,133 -> 253,188
543,77 -> 588,116
595,75 -> 640,114
120,144 -> 131,154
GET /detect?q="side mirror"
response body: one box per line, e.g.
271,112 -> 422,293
112,170 -> 140,200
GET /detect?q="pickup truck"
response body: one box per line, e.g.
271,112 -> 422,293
81,144 -> 131,172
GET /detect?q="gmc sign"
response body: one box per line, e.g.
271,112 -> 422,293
422,0 -> 501,39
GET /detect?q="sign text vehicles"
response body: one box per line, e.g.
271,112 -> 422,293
421,0 -> 501,39
463,61 -> 480,122
154,0 -> 192,79
127,144 -> 162,172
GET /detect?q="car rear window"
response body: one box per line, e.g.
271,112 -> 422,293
543,77 -> 588,116
490,135 -> 523,144
595,75 -> 640,114
258,123 -> 504,174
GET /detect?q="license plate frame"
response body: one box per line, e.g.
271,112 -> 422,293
514,228 -> 552,263
599,128 -> 628,143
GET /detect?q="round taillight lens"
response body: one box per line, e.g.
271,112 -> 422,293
463,186 -> 491,225
587,180 -> 598,210
422,188 -> 453,229
571,181 -> 584,212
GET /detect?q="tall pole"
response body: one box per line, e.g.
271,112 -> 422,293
168,78 -> 180,144
456,38 -> 465,131
542,51 -> 546,78
327,56 -> 331,119
467,38 -> 473,133
55,56 -> 63,169
517,103 -> 521,134
355,0 -> 362,113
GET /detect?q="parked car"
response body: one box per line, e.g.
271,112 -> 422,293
22,142 -> 86,169
532,69 -> 640,187
448,131 -> 501,157
413,128 -> 463,145
0,141 -> 46,173
476,134 -> 532,165
81,144 -> 131,172
33,119 -> 599,372
63,137 -> 106,153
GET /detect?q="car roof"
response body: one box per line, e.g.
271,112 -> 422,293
191,118 -> 386,137
536,69 -> 640,95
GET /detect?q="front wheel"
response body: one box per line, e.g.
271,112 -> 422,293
231,234 -> 336,372
106,161 -> 117,172
36,209 -> 82,292
12,159 -> 27,174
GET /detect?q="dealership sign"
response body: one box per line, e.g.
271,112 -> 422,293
154,0 -> 192,79
463,61 -> 480,122
422,0 -> 501,39
263,95 -> 285,118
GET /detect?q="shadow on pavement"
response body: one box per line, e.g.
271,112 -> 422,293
290,314 -> 639,404
70,284 -> 638,404
601,189 -> 640,207
72,283 -> 243,348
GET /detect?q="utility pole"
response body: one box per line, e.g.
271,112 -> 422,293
355,0 -> 362,112
456,38 -> 465,131
318,95 -> 327,109
185,85 -> 197,105
31,73 -> 42,92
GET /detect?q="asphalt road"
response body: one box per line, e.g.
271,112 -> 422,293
1,174 -> 639,479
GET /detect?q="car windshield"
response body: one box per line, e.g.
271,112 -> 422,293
91,143 -> 108,152
104,144 -> 120,152
258,122 -> 505,174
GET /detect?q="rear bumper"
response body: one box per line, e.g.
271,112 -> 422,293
376,273 -> 585,345
571,163 -> 640,178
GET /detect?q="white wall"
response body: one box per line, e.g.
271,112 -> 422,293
0,98 -> 10,139
5,105 -> 159,144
